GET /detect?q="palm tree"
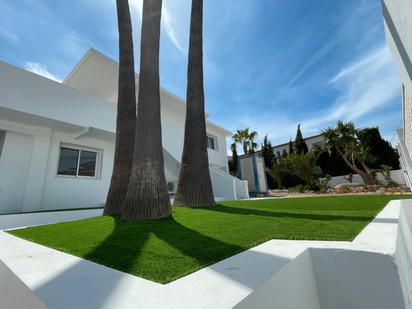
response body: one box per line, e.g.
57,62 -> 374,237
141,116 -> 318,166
174,0 -> 215,208
104,0 -> 136,215
266,159 -> 289,189
322,121 -> 375,185
286,152 -> 322,190
122,0 -> 171,220
232,128 -> 258,155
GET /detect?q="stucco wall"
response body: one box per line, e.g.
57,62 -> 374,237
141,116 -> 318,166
0,120 -> 52,213
40,131 -> 115,211
383,0 -> 412,156
328,169 -> 407,187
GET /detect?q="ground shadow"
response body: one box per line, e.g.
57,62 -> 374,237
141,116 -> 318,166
203,204 -> 375,222
34,213 -> 247,308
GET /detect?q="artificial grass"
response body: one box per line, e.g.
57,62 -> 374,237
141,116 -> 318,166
8,195 -> 407,284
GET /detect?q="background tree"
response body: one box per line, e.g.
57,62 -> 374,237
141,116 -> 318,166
249,130 -> 258,154
229,143 -> 239,176
261,135 -> 274,167
123,0 -> 171,220
357,127 -> 400,169
294,124 -> 308,154
104,0 -> 136,215
316,148 -> 351,176
288,140 -> 295,154
322,121 -> 375,185
282,149 -> 288,158
174,0 -> 215,208
232,128 -> 258,155
261,135 -> 275,188
266,159 -> 289,189
285,152 -> 323,190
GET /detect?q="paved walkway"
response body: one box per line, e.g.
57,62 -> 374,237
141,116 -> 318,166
0,200 -> 407,309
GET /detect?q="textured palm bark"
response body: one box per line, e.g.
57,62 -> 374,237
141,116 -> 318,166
122,0 -> 171,220
174,0 -> 215,208
104,0 -> 136,215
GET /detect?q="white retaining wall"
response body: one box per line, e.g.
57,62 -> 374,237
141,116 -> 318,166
328,169 -> 406,187
396,205 -> 412,308
0,259 -> 48,309
236,199 -> 412,309
0,208 -> 103,230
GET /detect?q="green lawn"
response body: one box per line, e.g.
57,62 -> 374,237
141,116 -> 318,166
8,195 -> 408,283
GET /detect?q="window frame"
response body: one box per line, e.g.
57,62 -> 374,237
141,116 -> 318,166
206,134 -> 218,151
56,143 -> 102,179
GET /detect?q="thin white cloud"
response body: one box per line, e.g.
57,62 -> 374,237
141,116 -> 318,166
24,62 -> 61,82
0,27 -> 19,43
227,44 -> 401,151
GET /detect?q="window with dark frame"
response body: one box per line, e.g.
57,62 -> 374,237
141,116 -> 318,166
207,135 -> 217,150
57,146 -> 98,177
0,130 -> 6,158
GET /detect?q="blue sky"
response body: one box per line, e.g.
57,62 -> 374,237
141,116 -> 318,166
0,0 -> 402,153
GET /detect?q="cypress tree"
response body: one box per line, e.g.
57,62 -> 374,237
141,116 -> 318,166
294,124 -> 308,154
288,139 -> 295,155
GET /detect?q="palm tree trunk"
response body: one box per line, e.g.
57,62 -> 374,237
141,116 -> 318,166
174,0 -> 215,208
122,0 -> 171,220
104,0 -> 136,215
243,143 -> 248,156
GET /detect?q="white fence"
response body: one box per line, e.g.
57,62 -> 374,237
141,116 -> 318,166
328,169 -> 406,188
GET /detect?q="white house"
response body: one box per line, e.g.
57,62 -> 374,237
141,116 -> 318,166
383,0 -> 412,189
0,48 -> 248,214
252,134 -> 324,159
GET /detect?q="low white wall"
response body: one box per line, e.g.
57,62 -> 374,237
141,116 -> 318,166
328,169 -> 406,187
0,208 -> 103,230
0,259 -> 48,309
234,249 -> 321,309
236,248 -> 405,309
312,249 -> 405,309
236,200 -> 412,309
395,205 -> 412,308
210,167 -> 249,200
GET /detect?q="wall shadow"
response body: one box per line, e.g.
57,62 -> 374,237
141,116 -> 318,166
202,204 -> 375,222
34,214 -> 248,308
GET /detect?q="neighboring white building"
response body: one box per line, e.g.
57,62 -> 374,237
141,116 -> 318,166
0,48 -> 248,214
382,0 -> 412,189
254,134 -> 324,159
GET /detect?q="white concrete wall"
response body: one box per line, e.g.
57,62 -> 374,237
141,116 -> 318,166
0,208 -> 103,230
328,169 -> 406,187
40,131 -> 114,211
383,0 -> 412,158
395,205 -> 412,308
236,200 -> 412,309
0,259 -> 48,309
234,250 -> 321,309
0,120 -> 52,213
0,59 -> 239,213
312,249 -> 405,309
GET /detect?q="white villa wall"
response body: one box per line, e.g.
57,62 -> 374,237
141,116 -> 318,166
328,169 -> 406,187
0,52 -> 242,213
395,205 -> 412,308
383,0 -> 412,160
0,120 -> 52,213
40,131 -> 115,211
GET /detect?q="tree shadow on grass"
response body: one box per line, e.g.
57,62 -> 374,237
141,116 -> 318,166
34,214 -> 247,308
203,204 -> 375,222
